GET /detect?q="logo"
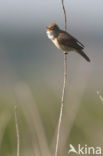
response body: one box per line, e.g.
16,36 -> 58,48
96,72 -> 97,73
68,144 -> 102,155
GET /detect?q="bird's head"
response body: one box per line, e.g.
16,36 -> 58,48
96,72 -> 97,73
46,23 -> 59,39
47,23 -> 59,32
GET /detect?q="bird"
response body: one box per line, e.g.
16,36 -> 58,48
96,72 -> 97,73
46,23 -> 90,62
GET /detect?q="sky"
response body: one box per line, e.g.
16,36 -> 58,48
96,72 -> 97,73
0,0 -> 103,34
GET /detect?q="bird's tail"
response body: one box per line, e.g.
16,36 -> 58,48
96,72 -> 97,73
77,50 -> 90,62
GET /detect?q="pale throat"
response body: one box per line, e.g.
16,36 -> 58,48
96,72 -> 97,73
46,31 -> 56,40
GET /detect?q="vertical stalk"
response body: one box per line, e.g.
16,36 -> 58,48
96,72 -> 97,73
55,0 -> 67,155
15,105 -> 20,156
55,53 -> 67,156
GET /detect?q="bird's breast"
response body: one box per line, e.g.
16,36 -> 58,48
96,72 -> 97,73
46,31 -> 55,40
52,38 -> 62,50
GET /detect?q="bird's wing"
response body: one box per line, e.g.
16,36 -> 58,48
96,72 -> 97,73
70,34 -> 84,48
58,31 -> 84,50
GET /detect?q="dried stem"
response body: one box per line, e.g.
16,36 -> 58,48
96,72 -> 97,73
14,104 -> 20,156
55,1 -> 67,156
97,91 -> 103,103
55,53 -> 67,156
61,0 -> 67,31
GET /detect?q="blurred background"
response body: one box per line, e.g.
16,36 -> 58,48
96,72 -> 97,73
0,0 -> 103,155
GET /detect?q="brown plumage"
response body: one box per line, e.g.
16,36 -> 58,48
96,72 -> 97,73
46,23 -> 90,62
57,30 -> 90,62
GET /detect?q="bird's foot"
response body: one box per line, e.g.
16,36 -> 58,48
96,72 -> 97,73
64,51 -> 68,54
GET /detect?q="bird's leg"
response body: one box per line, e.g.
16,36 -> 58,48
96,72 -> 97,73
64,51 -> 68,54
